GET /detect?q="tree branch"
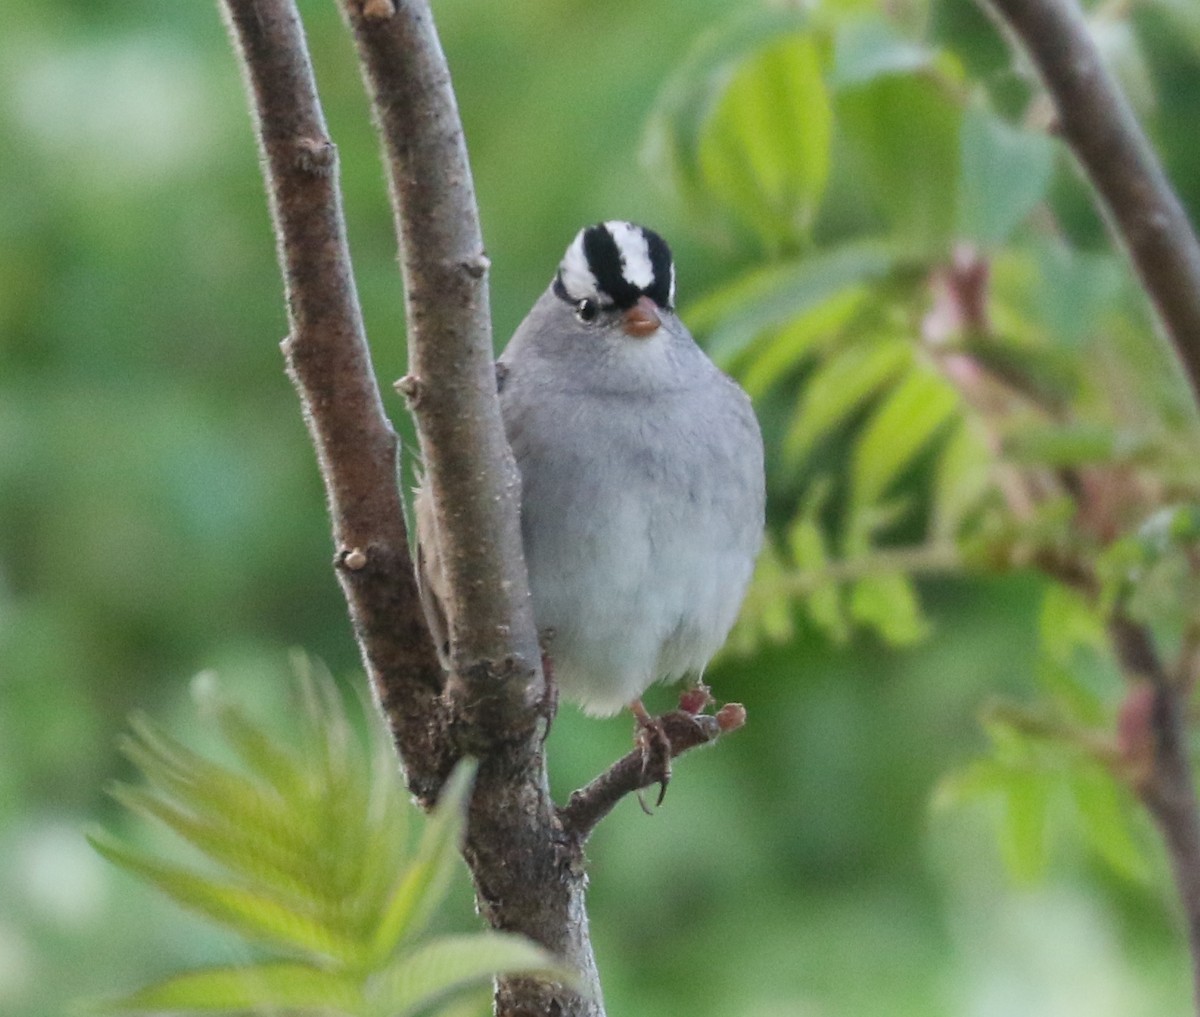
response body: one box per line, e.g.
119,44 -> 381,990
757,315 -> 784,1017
217,0 -> 451,805
337,0 -> 542,734
982,0 -> 1200,403
1110,614 -> 1200,1010
559,708 -> 744,843
331,3 -> 602,1013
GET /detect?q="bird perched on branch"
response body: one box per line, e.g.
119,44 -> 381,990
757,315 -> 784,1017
418,221 -> 764,748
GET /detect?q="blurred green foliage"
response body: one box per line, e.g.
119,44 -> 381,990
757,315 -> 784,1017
3,0 -> 1200,1015
91,661 -> 569,1016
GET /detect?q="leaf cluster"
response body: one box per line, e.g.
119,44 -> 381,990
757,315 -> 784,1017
89,660 -> 571,1016
646,0 -> 1200,888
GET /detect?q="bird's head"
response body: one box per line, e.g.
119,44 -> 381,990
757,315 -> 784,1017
552,221 -> 676,340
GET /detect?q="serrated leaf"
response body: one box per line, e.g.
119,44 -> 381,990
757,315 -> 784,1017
106,783 -> 319,907
371,932 -> 577,1017
370,759 -> 477,962
99,962 -> 360,1014
836,72 -> 962,253
848,571 -> 930,646
214,702 -> 310,802
118,719 -> 309,884
958,106 -> 1055,248
697,33 -> 831,250
88,831 -> 357,963
852,367 -> 960,507
783,337 -> 912,465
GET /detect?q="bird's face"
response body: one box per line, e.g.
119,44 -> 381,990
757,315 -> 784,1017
552,220 -> 677,343
503,221 -> 700,395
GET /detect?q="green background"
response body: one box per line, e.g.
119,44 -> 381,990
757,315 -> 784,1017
1,0 -> 1196,1014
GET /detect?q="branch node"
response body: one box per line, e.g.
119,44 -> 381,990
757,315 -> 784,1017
338,546 -> 369,571
294,136 -> 337,176
395,373 -> 424,406
458,252 -> 491,279
361,0 -> 396,19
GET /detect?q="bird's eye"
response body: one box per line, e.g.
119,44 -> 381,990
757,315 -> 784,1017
574,299 -> 599,324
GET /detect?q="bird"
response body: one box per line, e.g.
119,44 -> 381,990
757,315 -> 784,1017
417,221 -> 764,736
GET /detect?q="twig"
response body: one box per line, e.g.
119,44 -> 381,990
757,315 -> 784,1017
337,0 -> 542,733
1110,614 -> 1200,1011
982,0 -> 1200,404
217,0 -> 451,804
558,709 -> 739,843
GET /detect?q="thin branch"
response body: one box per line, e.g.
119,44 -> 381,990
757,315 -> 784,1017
217,0 -> 450,804
1110,614 -> 1200,1010
558,709 -> 743,843
982,0 -> 1200,404
337,0 -> 542,734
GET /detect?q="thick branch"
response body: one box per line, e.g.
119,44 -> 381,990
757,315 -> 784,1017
1110,615 -> 1200,1009
983,0 -> 1200,403
338,0 -> 542,732
333,3 -> 599,1013
218,0 -> 450,803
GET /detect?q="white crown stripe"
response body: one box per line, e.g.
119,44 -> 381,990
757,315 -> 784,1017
558,232 -> 599,304
606,221 -> 655,290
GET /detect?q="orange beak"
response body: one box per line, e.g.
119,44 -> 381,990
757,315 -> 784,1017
621,295 -> 662,338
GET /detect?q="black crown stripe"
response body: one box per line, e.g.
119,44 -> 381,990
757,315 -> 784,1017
582,225 -> 642,310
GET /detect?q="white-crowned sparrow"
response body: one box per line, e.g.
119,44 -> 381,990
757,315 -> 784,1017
418,221 -> 764,721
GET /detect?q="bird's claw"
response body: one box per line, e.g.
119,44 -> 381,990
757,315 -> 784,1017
631,700 -> 673,812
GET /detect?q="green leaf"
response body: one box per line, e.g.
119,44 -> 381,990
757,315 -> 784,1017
830,16 -> 933,88
851,367 -> 960,507
958,106 -> 1055,248
106,783 -> 319,907
782,336 -> 912,465
738,286 -> 871,398
371,932 -> 577,1017
836,72 -> 962,254
1038,584 -> 1107,666
1069,767 -> 1150,883
100,962 -> 361,1014
641,8 -> 812,218
848,571 -> 930,646
1004,421 -> 1125,467
88,831 -> 357,962
697,34 -> 832,249
930,419 -> 993,540
786,512 -> 849,643
1000,770 -> 1051,884
370,759 -> 477,962
690,240 -> 896,365
119,715 -> 303,861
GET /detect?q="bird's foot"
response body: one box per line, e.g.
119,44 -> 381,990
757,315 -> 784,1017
631,699 -> 673,813
677,681 -> 713,715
